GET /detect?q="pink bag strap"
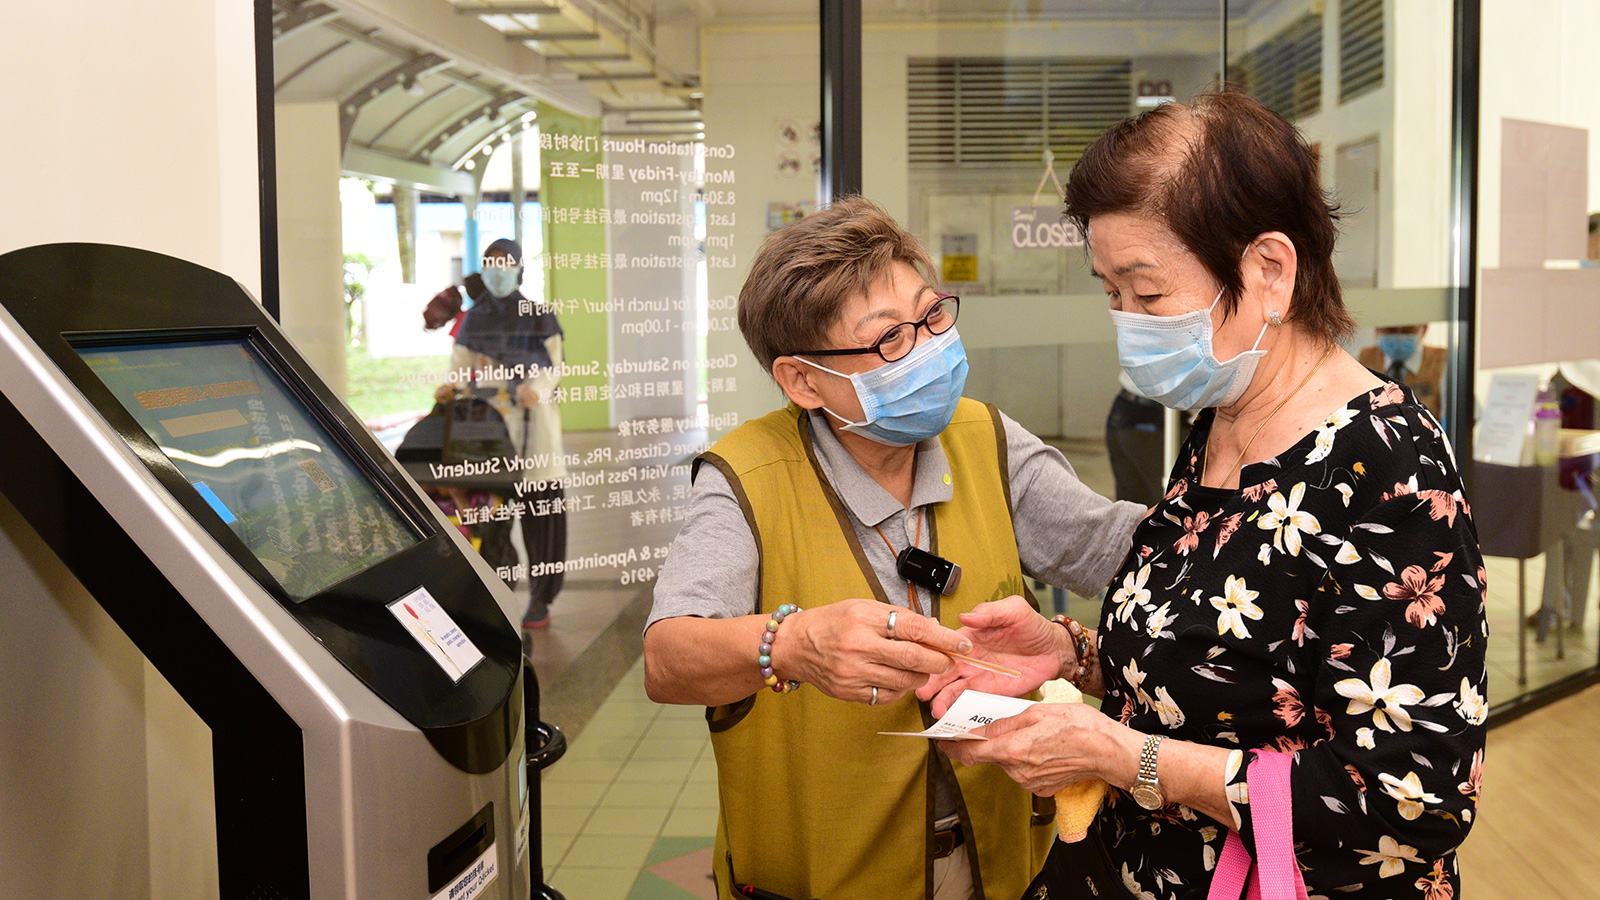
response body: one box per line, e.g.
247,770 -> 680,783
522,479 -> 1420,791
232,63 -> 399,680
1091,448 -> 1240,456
1206,750 -> 1310,900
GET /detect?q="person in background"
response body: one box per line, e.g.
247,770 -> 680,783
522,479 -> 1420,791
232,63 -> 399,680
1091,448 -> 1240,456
1529,212 -> 1600,641
428,238 -> 566,629
644,197 -> 1146,900
1358,323 -> 1445,419
924,91 -> 1485,899
1104,370 -> 1168,506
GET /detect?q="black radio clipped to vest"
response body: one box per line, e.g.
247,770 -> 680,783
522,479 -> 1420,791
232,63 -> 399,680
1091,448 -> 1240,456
895,546 -> 961,595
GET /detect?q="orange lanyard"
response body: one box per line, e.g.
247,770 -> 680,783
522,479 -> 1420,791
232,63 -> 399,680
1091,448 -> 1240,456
874,508 -> 923,612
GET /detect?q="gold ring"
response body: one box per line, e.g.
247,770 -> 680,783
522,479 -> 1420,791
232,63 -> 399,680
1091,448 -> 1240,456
887,609 -> 898,638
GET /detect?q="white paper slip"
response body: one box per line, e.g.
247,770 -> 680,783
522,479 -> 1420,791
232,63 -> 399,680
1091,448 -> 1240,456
880,690 -> 1036,740
388,586 -> 485,683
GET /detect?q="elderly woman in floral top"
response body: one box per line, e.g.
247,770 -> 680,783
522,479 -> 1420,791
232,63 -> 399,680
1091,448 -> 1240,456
921,91 -> 1484,900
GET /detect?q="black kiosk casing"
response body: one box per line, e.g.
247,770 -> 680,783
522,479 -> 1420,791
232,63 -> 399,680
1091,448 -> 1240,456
0,244 -> 532,900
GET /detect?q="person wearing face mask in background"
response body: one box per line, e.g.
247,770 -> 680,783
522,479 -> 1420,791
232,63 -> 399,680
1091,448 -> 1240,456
642,197 -> 1146,900
920,92 -> 1485,900
427,238 -> 567,630
1358,324 -> 1445,420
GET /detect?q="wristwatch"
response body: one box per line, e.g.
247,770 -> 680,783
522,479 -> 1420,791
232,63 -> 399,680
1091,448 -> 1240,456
1131,734 -> 1165,810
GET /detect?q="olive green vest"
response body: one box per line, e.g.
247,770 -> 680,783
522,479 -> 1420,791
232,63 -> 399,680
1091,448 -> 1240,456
698,400 -> 1052,900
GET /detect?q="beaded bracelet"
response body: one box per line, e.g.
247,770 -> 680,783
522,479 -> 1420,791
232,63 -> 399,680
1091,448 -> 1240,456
759,603 -> 803,694
1053,614 -> 1094,686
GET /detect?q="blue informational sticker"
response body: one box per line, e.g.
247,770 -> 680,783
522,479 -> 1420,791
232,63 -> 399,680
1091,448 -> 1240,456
192,481 -> 237,524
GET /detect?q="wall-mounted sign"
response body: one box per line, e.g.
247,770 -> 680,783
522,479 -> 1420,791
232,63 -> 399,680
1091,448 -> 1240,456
1010,206 -> 1083,250
941,233 -> 979,282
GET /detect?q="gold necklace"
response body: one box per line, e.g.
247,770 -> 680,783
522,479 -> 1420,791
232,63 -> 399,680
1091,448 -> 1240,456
1203,344 -> 1336,488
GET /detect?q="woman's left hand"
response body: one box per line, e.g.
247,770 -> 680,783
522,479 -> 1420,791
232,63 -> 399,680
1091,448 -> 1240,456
516,383 -> 540,407
917,595 -> 1069,716
939,702 -> 1115,797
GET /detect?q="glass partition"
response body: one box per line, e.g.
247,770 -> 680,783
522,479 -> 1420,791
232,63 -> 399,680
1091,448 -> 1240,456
270,0 -> 1600,711
864,7 -> 1225,624
1473,0 -> 1600,704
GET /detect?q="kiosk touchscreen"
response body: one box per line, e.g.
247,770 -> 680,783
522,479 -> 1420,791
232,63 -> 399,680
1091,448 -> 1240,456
0,243 -> 533,900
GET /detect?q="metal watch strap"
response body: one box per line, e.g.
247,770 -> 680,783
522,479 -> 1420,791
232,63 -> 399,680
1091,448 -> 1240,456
1133,734 -> 1165,809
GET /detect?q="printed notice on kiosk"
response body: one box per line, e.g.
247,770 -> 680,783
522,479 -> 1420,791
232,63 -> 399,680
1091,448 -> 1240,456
431,843 -> 496,900
387,587 -> 484,682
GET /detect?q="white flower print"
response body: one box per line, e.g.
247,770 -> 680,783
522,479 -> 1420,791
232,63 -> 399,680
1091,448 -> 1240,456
1257,482 -> 1322,556
1257,542 -> 1273,564
1209,575 -> 1263,640
1223,750 -> 1248,829
1378,771 -> 1442,821
1120,864 -> 1158,900
1454,675 -> 1487,726
1334,540 -> 1362,565
1152,685 -> 1186,728
1335,658 -> 1425,733
1356,727 -> 1376,749
1111,564 -> 1152,626
1122,658 -> 1151,707
1355,834 -> 1423,878
1335,482 -> 1354,507
1146,601 -> 1177,638
1305,407 -> 1360,465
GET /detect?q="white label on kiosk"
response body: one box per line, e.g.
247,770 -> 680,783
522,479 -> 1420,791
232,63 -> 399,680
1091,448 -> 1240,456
431,843 -> 497,900
387,587 -> 485,682
516,801 -> 530,864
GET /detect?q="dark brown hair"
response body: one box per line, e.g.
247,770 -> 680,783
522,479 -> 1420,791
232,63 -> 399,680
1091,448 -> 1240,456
737,195 -> 937,372
1064,91 -> 1353,341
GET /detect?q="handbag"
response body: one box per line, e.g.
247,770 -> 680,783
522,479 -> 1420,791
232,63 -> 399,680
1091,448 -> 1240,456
1205,750 -> 1310,900
1019,819 -> 1134,900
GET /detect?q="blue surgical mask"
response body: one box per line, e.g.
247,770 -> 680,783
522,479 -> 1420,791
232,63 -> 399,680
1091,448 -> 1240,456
1109,289 -> 1269,410
1378,334 -> 1419,365
798,326 -> 969,446
481,267 -> 519,299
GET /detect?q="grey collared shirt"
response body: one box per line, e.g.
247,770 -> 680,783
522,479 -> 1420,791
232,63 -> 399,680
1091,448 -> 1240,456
647,408 -> 1145,628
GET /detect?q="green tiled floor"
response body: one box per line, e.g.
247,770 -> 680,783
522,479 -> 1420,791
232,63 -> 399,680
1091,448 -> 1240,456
539,657 -> 719,900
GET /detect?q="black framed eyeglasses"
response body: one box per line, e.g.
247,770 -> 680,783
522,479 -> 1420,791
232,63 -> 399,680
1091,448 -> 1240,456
796,295 -> 960,363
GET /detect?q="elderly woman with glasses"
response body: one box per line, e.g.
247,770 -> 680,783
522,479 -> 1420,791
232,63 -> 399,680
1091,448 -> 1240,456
922,92 -> 1486,900
643,196 -> 1147,900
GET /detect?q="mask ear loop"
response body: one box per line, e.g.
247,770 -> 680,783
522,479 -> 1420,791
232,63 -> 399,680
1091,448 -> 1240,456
792,356 -> 870,429
1206,285 -> 1271,357
1209,241 -> 1273,353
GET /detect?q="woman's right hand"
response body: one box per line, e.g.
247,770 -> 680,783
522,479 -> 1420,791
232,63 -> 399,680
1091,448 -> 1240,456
917,595 -> 1072,715
434,383 -> 457,404
773,599 -> 968,706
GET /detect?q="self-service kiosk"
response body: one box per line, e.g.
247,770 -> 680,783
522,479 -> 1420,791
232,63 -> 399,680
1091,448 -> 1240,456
0,243 -> 545,899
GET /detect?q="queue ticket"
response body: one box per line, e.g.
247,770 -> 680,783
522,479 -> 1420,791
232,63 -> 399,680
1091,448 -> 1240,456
880,690 -> 1036,741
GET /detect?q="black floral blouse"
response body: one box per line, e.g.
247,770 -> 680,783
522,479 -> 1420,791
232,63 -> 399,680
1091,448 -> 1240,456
1095,379 -> 1486,900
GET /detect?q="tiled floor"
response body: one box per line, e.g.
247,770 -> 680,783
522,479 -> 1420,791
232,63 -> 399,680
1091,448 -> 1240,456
537,656 -> 720,900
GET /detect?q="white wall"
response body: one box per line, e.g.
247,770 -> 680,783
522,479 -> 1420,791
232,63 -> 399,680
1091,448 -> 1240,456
0,2 -> 256,897
0,1 -> 260,294
1479,0 -> 1600,270
276,101 -> 350,396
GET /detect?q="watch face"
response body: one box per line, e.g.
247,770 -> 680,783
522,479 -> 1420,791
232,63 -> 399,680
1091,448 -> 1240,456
1132,784 -> 1164,810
